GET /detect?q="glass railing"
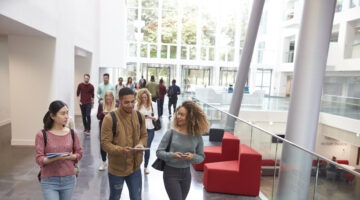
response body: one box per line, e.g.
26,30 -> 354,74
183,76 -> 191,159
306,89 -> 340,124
190,96 -> 360,200
190,91 -> 360,120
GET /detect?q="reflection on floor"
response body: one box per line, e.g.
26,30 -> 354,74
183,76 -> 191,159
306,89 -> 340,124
0,114 -> 262,200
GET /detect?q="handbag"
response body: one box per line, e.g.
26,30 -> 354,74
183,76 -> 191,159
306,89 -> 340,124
152,130 -> 173,171
151,105 -> 161,131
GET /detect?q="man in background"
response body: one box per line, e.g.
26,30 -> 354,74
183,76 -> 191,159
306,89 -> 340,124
97,73 -> 115,103
146,75 -> 159,102
167,79 -> 181,117
77,73 -> 94,134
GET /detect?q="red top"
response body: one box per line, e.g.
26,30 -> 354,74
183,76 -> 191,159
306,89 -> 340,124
158,83 -> 167,100
35,130 -> 83,178
76,82 -> 94,104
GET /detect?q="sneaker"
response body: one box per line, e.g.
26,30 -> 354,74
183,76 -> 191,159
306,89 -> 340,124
84,130 -> 90,135
144,168 -> 150,174
98,162 -> 107,171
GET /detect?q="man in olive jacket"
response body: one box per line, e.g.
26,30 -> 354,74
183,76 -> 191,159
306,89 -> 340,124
101,87 -> 147,200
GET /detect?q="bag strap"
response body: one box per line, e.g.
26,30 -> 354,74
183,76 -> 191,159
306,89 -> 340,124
165,130 -> 173,152
110,111 -> 117,137
110,111 -> 142,137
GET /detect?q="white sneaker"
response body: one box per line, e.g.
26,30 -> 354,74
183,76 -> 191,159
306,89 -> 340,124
144,168 -> 149,174
98,162 -> 106,171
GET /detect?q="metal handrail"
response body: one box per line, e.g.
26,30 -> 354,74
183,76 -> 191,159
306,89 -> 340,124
192,96 -> 360,176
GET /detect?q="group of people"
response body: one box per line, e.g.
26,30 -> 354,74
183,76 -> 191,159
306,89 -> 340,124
35,73 -> 209,200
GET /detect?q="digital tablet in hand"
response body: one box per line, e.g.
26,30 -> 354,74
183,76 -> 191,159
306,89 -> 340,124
130,147 -> 150,150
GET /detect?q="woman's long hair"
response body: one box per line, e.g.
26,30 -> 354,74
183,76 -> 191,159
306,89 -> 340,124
103,90 -> 116,112
136,88 -> 152,110
43,100 -> 67,130
172,101 -> 210,136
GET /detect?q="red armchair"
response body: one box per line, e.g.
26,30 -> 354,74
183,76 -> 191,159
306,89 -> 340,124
192,132 -> 239,171
203,144 -> 262,196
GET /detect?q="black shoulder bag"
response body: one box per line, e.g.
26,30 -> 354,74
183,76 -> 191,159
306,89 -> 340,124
152,130 -> 173,171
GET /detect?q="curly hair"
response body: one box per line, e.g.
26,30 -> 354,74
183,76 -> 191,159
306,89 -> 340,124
136,88 -> 152,110
172,100 -> 210,136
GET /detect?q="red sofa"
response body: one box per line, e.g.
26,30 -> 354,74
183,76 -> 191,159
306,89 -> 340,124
336,160 -> 349,165
193,132 -> 239,171
203,144 -> 262,196
261,159 -> 280,176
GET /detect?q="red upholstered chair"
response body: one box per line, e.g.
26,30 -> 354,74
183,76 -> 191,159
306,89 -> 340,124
203,144 -> 262,196
192,132 -> 239,171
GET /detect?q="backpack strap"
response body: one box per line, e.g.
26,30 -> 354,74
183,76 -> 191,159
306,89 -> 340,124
110,111 -> 142,138
136,110 -> 142,126
110,111 -> 117,137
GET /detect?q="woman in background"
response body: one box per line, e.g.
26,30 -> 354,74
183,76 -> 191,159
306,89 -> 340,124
126,76 -> 135,91
157,78 -> 167,117
97,90 -> 118,171
35,100 -> 83,200
156,101 -> 209,200
135,88 -> 158,174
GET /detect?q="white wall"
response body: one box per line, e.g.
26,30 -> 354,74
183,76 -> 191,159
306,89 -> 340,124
0,1 -> 101,145
9,35 -> 56,145
0,36 -> 10,126
99,0 -> 127,67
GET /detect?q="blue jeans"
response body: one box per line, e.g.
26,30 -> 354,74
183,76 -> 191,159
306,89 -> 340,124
80,103 -> 92,130
40,175 -> 76,200
144,129 -> 155,168
157,99 -> 164,117
108,170 -> 142,200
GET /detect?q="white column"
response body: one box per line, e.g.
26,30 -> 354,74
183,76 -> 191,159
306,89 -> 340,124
227,0 -> 265,129
277,1 -> 336,199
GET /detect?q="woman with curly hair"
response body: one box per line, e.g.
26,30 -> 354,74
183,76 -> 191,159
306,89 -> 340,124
155,100 -> 209,200
134,88 -> 158,174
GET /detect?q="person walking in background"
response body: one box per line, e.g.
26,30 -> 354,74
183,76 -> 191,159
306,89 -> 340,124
139,75 -> 147,88
35,100 -> 83,200
157,78 -> 166,117
167,79 -> 181,117
156,101 -> 209,200
126,77 -> 135,91
146,75 -> 159,102
97,73 -> 115,103
97,90 -> 118,171
76,73 -> 94,134
115,77 -> 125,100
134,88 -> 158,175
101,87 -> 147,200
134,82 -> 141,98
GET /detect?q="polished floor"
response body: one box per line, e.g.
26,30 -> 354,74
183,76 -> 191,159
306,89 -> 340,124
0,102 -> 262,200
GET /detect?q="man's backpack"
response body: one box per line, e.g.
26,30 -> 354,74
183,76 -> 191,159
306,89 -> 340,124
167,86 -> 174,97
109,111 -> 142,137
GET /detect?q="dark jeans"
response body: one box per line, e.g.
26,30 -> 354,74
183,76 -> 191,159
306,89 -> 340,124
157,99 -> 164,117
108,170 -> 142,200
80,103 -> 91,131
163,165 -> 191,200
168,98 -> 177,116
144,129 -> 155,168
